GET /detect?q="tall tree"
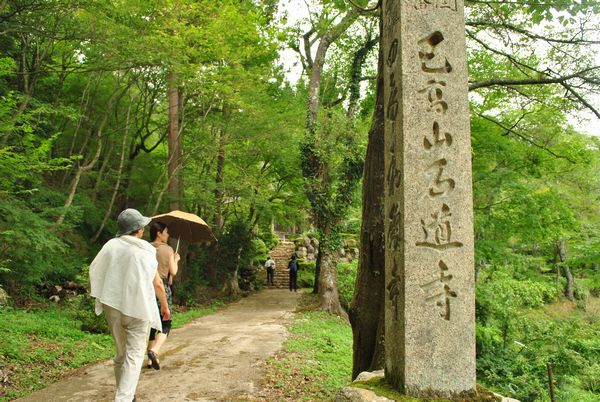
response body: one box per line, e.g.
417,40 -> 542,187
348,12 -> 385,378
294,1 -> 376,316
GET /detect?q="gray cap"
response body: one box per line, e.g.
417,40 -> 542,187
115,208 -> 152,237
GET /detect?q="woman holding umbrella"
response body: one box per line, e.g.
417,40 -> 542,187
146,221 -> 180,370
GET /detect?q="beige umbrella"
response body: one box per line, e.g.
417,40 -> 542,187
151,210 -> 216,252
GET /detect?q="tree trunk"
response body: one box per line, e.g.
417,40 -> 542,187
167,71 -> 182,211
313,250 -> 321,294
214,126 -> 227,232
221,269 -> 240,297
302,10 -> 359,310
317,244 -> 348,319
56,141 -> 102,225
564,266 -> 575,301
555,238 -> 574,300
348,20 -> 386,379
56,86 -> 124,224
91,139 -> 115,203
91,97 -> 133,241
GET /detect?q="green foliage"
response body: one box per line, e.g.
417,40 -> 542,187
0,197 -> 84,299
580,364 -> 600,394
257,226 -> 280,252
478,267 -> 561,311
297,259 -> 316,288
476,263 -> 600,401
337,260 -> 357,310
215,219 -> 254,274
64,294 -> 109,334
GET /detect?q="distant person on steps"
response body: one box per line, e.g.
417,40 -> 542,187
265,255 -> 275,286
288,253 -> 298,292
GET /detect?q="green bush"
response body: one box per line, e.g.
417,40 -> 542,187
580,364 -> 600,393
297,259 -> 315,288
337,260 -> 357,310
476,264 -> 600,401
64,294 -> 109,334
0,197 -> 84,300
257,226 -> 279,252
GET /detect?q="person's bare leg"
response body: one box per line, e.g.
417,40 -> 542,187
149,332 -> 168,356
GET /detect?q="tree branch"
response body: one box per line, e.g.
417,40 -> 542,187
559,81 -> 600,120
346,0 -> 382,13
469,67 -> 600,90
476,113 -> 578,163
467,21 -> 600,45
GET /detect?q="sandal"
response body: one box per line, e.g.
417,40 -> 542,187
147,350 -> 160,370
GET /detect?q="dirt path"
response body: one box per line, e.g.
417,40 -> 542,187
19,289 -> 301,402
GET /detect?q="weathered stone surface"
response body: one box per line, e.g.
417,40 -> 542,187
0,287 -> 8,306
383,0 -> 475,396
337,371 -> 518,402
334,387 -> 393,402
268,241 -> 296,288
297,246 -> 308,259
355,370 -> 385,382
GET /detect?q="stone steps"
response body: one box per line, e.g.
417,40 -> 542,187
265,241 -> 295,288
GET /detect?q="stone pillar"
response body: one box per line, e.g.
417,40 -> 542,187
383,0 -> 475,397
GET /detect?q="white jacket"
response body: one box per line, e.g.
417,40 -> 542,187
89,235 -> 161,331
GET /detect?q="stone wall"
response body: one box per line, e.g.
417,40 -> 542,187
292,237 -> 359,263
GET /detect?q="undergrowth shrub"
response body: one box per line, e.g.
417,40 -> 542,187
297,260 -> 315,288
65,293 -> 109,334
580,364 -> 600,393
0,197 -> 84,301
337,260 -> 357,310
476,264 -> 600,401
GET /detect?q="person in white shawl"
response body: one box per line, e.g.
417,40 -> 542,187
90,208 -> 170,402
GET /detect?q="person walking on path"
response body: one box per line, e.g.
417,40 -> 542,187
265,256 -> 275,286
147,221 -> 180,370
288,253 -> 298,292
89,208 -> 170,402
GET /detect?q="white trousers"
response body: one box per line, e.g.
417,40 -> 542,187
103,304 -> 149,402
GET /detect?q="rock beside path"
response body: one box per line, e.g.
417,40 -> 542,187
336,371 -> 520,402
335,387 -> 393,402
0,286 -> 8,306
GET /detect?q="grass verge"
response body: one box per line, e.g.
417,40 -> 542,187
258,292 -> 353,401
0,300 -> 223,401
